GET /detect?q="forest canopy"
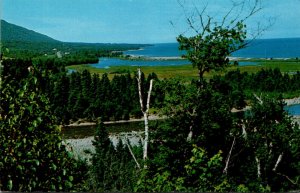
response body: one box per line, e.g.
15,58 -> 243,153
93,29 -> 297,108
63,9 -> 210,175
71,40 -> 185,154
1,0 -> 300,192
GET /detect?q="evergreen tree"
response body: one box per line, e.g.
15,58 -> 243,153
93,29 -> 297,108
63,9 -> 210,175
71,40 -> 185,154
52,73 -> 70,124
68,72 -> 81,120
91,120 -> 115,191
90,121 -> 139,191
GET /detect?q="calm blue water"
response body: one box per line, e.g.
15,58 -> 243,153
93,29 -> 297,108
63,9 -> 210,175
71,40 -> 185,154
233,38 -> 300,58
285,104 -> 300,116
89,38 -> 300,68
125,43 -> 185,57
125,38 -> 300,59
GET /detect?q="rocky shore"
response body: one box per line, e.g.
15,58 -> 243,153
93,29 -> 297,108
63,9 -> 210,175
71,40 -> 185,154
65,132 -> 142,160
284,97 -> 300,106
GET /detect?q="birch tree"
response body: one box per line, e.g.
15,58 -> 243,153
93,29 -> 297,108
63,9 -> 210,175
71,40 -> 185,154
243,95 -> 300,186
137,68 -> 153,166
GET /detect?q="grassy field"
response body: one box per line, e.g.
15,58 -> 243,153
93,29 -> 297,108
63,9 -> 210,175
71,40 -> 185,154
66,59 -> 300,80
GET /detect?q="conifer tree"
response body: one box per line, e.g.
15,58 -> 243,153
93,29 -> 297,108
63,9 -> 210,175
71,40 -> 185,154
91,120 -> 115,191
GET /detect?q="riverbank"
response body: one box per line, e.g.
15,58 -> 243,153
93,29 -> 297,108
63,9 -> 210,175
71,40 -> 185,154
65,114 -> 300,160
64,96 -> 300,128
284,97 -> 300,106
65,131 -> 142,160
63,115 -> 165,128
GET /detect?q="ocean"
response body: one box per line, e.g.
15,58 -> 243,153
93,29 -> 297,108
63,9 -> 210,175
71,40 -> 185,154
124,38 -> 300,59
89,38 -> 300,68
87,38 -> 300,115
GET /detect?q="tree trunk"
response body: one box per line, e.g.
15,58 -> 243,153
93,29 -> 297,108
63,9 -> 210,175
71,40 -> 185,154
223,137 -> 236,175
143,112 -> 149,162
137,68 -> 153,168
255,156 -> 261,178
125,135 -> 141,169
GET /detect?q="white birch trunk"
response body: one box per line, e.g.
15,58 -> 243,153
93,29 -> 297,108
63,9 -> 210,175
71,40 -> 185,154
223,137 -> 236,175
143,113 -> 149,162
255,156 -> 261,178
125,135 -> 141,169
273,153 -> 283,172
137,68 -> 153,168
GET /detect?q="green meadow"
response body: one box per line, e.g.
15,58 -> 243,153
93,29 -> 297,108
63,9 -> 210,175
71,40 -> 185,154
66,59 -> 300,80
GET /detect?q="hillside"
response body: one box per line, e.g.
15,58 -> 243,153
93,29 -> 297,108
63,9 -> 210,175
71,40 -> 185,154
1,19 -> 59,43
0,20 -> 146,60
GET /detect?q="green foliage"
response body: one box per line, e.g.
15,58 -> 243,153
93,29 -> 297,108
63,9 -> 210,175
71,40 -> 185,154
135,145 -> 228,192
0,75 -> 87,191
145,74 -> 300,192
2,58 -> 163,124
90,121 -> 115,191
184,145 -> 227,192
89,121 -> 140,192
135,169 -> 187,192
223,68 -> 300,95
1,19 -> 58,43
177,20 -> 246,82
240,95 -> 300,191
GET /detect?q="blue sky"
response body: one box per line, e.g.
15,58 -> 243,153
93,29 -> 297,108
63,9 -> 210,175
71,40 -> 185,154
2,0 -> 300,43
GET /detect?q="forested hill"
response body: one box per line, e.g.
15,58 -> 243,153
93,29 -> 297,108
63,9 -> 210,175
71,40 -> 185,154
1,19 -> 59,43
0,20 -> 146,60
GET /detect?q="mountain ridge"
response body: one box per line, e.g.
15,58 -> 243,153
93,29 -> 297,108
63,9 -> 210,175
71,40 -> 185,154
1,19 -> 60,43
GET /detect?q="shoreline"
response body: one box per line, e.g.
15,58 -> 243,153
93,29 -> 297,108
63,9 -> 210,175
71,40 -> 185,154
122,55 -> 184,60
62,115 -> 165,128
122,55 -> 297,61
63,97 -> 300,128
284,97 -> 300,106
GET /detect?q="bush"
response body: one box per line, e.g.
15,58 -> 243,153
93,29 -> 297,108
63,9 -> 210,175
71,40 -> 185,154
0,75 -> 87,191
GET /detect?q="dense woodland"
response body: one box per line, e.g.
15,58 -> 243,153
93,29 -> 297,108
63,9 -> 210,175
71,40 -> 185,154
1,55 -> 300,192
1,2 -> 300,191
3,57 -> 300,125
1,41 -> 144,64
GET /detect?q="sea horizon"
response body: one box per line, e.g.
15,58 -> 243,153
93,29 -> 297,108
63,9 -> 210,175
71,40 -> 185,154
124,37 -> 300,59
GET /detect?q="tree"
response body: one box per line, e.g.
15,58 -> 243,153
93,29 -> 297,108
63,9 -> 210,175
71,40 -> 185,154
81,70 -> 93,118
52,73 -> 70,124
176,0 -> 264,84
90,120 -> 140,192
149,81 -> 235,176
0,73 -> 87,191
90,120 -> 115,191
68,72 -> 82,120
137,68 -> 154,166
238,95 -> 300,191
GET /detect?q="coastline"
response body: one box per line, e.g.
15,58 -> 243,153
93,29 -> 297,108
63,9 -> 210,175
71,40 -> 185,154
123,55 -> 184,60
123,55 -> 296,62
